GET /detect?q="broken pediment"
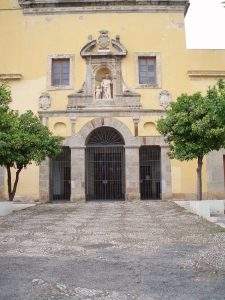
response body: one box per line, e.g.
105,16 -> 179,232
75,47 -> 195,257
80,31 -> 127,58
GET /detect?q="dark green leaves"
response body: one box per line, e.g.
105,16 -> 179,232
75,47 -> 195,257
157,80 -> 225,161
0,82 -> 11,108
0,84 -> 62,169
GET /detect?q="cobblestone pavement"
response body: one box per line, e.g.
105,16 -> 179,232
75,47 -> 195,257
1,201 -> 225,300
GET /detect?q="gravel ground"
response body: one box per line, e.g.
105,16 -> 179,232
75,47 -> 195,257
0,201 -> 225,300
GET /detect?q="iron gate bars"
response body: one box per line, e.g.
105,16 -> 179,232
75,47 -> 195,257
140,146 -> 161,200
50,146 -> 71,201
85,126 -> 125,201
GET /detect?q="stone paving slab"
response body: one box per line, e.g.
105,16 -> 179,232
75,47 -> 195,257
1,201 -> 225,299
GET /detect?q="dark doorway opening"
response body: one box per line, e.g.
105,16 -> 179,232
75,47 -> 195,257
50,146 -> 71,201
140,146 -> 161,200
85,126 -> 125,201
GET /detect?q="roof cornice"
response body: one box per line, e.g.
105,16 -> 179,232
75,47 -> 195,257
18,0 -> 190,15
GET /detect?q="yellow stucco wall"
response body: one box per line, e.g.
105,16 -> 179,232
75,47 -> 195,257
1,0 -> 225,200
171,159 -> 208,198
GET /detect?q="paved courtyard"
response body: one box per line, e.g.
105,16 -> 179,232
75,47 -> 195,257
1,201 -> 225,300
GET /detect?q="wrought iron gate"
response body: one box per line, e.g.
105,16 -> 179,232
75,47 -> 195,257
140,146 -> 161,200
50,146 -> 71,201
85,127 -> 125,201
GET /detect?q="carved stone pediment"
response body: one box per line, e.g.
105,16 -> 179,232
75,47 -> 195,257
67,31 -> 141,111
80,31 -> 127,58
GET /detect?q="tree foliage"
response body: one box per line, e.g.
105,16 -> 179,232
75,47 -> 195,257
0,83 -> 62,201
157,80 -> 225,200
0,82 -> 11,108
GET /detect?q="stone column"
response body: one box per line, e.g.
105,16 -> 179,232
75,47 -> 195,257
71,147 -> 86,202
39,158 -> 50,203
161,146 -> 172,200
125,146 -> 140,201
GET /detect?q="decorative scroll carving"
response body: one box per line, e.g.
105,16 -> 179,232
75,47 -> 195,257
159,90 -> 171,109
39,92 -> 51,110
98,30 -> 110,50
80,30 -> 127,57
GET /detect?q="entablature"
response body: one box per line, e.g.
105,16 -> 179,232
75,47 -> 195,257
38,108 -> 165,119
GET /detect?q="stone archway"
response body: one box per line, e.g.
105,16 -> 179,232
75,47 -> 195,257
65,118 -> 140,148
64,118 -> 141,202
39,118 -> 172,203
85,126 -> 125,201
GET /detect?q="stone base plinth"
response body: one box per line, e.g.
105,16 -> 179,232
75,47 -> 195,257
125,193 -> 140,202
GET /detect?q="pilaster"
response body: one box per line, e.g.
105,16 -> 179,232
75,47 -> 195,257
161,146 -> 172,200
125,146 -> 140,201
71,147 -> 86,202
39,158 -> 50,203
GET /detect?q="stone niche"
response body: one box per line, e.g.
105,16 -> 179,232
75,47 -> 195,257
67,31 -> 141,110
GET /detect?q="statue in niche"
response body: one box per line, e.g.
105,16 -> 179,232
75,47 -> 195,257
95,85 -> 102,99
95,74 -> 113,100
101,74 -> 113,99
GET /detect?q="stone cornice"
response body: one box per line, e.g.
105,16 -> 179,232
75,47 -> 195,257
18,0 -> 190,15
188,70 -> 225,78
0,74 -> 22,80
38,108 -> 165,118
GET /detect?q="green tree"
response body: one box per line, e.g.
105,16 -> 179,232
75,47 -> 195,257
157,80 -> 225,200
0,83 -> 62,201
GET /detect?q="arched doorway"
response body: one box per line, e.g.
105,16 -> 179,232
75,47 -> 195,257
85,126 -> 125,201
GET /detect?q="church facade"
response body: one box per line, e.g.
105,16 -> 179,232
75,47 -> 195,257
0,0 -> 225,202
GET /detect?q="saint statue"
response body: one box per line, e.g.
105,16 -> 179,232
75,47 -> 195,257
95,85 -> 102,99
101,74 -> 113,99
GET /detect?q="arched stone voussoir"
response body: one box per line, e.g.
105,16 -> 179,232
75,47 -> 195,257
64,117 -> 140,148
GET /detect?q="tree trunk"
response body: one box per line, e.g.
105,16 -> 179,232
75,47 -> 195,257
6,165 -> 22,201
196,156 -> 203,201
6,165 -> 12,201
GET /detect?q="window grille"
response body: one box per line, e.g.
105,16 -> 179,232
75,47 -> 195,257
138,56 -> 156,85
51,58 -> 70,86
